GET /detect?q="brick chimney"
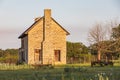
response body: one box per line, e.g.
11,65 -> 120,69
42,9 -> 53,64
44,9 -> 51,27
43,9 -> 52,40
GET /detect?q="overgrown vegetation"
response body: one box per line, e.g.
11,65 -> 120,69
0,65 -> 120,80
67,41 -> 91,63
0,49 -> 18,64
88,23 -> 120,62
0,63 -> 34,70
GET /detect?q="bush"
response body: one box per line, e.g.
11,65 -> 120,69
0,56 -> 18,64
0,49 -> 18,64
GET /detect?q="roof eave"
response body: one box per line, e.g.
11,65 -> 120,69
51,18 -> 70,35
18,17 -> 43,39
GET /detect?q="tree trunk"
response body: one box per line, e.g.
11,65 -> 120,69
97,50 -> 101,61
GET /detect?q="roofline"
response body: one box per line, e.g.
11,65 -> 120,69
18,16 -> 70,38
18,17 -> 43,38
51,18 -> 70,35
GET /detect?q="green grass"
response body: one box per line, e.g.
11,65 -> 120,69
0,63 -> 34,70
0,63 -> 120,80
54,63 -> 91,68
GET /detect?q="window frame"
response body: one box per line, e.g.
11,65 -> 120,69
34,49 -> 42,61
21,39 -> 24,48
54,50 -> 61,61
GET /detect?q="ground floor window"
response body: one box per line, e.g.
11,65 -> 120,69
34,49 -> 42,62
54,50 -> 61,61
21,52 -> 25,61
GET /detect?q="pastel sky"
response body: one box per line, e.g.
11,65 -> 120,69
0,0 -> 120,49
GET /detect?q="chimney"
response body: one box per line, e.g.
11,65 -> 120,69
44,9 -> 51,19
44,9 -> 51,27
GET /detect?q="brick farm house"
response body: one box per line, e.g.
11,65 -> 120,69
18,9 -> 70,65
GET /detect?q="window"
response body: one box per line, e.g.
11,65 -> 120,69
54,50 -> 61,61
21,39 -> 24,48
34,49 -> 42,61
21,52 -> 25,61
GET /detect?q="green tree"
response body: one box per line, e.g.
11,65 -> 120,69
0,49 -> 5,57
0,49 -> 18,64
67,41 -> 89,63
111,24 -> 120,58
111,24 -> 120,39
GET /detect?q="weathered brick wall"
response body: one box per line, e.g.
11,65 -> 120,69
51,20 -> 67,64
42,9 -> 67,65
28,19 -> 43,64
42,19 -> 67,65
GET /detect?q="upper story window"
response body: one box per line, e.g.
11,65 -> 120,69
21,39 -> 24,48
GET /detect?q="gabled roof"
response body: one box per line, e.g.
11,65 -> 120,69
51,18 -> 70,35
18,17 -> 43,38
18,17 -> 70,38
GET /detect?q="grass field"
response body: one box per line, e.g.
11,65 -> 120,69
0,63 -> 120,80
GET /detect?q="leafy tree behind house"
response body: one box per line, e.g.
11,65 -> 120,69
0,49 -> 18,64
89,40 -> 115,61
67,41 -> 89,63
111,24 -> 120,58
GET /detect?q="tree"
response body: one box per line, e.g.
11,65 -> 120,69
111,24 -> 120,58
112,24 -> 120,39
67,41 -> 89,63
0,49 -> 18,64
88,23 -> 107,61
88,18 -> 120,63
0,49 -> 5,57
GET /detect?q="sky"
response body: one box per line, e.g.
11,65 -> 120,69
0,0 -> 120,49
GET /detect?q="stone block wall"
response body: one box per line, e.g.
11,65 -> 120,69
28,19 -> 43,64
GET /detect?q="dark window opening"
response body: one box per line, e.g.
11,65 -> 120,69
54,50 -> 61,61
21,52 -> 25,61
21,39 -> 24,48
34,49 -> 42,61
